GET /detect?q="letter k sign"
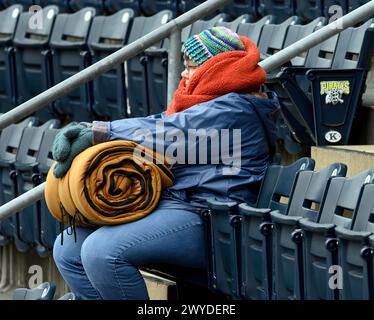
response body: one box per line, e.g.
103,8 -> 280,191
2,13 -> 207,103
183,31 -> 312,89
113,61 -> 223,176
325,130 -> 342,143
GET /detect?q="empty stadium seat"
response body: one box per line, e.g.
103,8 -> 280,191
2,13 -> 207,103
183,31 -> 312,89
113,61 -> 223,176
295,0 -> 323,23
36,127 -> 61,251
207,157 -> 315,299
299,170 -> 374,300
126,10 -> 173,117
49,7 -> 96,122
14,119 -> 60,255
237,15 -> 274,46
266,19 -> 374,147
271,163 -> 347,300
282,17 -> 326,66
257,0 -> 295,23
13,5 -> 60,122
0,117 -> 38,247
257,16 -> 300,61
88,9 -> 135,120
0,5 -> 23,114
13,282 -> 56,300
104,0 -> 141,15
335,182 -> 374,300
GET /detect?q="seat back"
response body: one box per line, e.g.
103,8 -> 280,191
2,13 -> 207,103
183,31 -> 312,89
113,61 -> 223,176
287,163 -> 348,220
319,170 -> 374,226
336,183 -> 374,300
126,10 -> 173,118
258,16 -> 300,62
295,0 -> 323,23
351,184 -> 374,233
49,7 -> 96,121
257,0 -> 295,23
303,170 -> 374,300
13,120 -> 60,254
0,5 -> 23,113
13,6 -> 59,122
257,157 -> 316,212
0,117 -> 38,243
237,15 -> 274,46
332,19 -> 374,69
37,127 -> 61,251
304,34 -> 339,69
88,9 -> 135,120
282,17 -> 327,66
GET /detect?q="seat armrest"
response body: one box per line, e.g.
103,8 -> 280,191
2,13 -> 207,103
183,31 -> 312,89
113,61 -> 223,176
206,198 -> 238,212
335,226 -> 372,241
299,218 -> 335,233
238,203 -> 271,218
270,210 -> 302,225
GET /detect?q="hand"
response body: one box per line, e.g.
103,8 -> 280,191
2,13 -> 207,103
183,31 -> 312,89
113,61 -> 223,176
52,124 -> 93,178
52,123 -> 91,161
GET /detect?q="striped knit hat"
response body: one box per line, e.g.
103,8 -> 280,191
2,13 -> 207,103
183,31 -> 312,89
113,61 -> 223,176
182,26 -> 245,66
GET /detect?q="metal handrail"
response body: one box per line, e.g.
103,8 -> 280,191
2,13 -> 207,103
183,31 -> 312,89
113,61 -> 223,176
0,1 -> 374,221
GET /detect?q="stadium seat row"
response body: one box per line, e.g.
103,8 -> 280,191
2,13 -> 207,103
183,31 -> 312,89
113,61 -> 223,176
0,0 -> 371,22
205,158 -> 374,300
0,117 -> 60,256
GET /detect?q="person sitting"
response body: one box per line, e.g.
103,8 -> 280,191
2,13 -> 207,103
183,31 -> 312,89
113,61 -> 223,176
52,26 -> 280,300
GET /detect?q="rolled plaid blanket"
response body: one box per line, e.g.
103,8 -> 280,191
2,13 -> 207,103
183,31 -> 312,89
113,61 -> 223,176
45,140 -> 175,227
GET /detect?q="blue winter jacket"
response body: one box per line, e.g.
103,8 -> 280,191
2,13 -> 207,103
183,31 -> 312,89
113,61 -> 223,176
93,92 -> 280,210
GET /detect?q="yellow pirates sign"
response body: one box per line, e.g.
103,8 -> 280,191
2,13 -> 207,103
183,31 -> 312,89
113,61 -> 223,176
320,81 -> 350,105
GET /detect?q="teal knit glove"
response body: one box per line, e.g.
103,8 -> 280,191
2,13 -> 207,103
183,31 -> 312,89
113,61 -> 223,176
52,124 -> 94,178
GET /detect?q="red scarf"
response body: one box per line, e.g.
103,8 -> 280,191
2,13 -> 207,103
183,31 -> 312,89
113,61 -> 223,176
165,36 -> 267,117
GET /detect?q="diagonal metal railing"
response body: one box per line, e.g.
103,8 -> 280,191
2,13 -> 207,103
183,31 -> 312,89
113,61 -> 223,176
0,0 -> 373,222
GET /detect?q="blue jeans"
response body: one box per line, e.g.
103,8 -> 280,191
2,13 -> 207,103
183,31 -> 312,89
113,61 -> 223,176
53,200 -> 207,300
